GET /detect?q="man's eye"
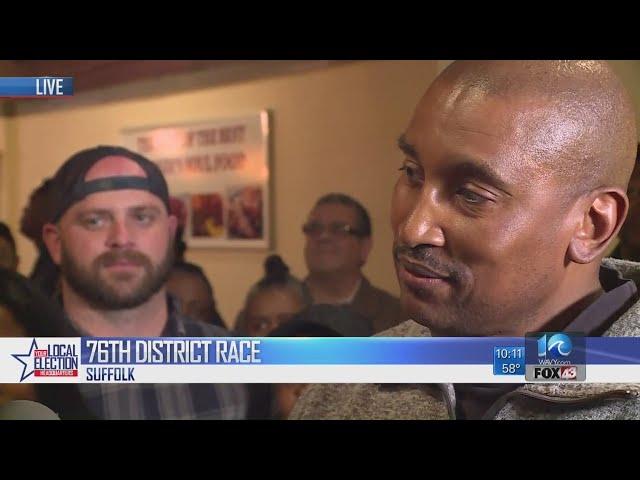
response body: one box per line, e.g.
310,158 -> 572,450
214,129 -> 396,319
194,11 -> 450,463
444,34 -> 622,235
134,212 -> 155,225
399,164 -> 422,185
83,216 -> 105,228
456,188 -> 489,205
456,187 -> 494,208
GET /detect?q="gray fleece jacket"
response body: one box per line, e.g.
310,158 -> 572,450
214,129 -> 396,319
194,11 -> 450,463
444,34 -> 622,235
290,258 -> 640,420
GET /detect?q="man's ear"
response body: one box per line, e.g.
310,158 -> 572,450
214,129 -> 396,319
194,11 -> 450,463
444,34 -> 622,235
42,223 -> 62,265
567,188 -> 628,264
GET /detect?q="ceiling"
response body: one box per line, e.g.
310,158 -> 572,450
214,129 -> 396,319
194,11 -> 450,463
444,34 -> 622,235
0,60 -> 282,92
0,60 -> 346,114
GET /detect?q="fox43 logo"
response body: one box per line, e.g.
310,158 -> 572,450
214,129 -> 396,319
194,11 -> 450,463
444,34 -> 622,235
533,365 -> 577,380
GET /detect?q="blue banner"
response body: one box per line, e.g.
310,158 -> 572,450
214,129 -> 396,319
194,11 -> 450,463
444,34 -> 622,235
79,337 -> 640,366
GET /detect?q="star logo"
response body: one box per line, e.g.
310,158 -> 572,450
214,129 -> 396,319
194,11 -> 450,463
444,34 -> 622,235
11,338 -> 38,382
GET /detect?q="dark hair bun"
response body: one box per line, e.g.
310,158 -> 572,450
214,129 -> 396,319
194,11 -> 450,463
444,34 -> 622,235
264,255 -> 289,283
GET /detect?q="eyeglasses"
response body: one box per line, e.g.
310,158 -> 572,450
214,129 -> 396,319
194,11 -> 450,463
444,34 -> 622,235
302,221 -> 365,238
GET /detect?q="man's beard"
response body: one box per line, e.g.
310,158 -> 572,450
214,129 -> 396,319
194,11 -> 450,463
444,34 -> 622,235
60,242 -> 175,311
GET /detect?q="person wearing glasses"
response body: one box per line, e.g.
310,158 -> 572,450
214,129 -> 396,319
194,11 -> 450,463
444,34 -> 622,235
301,193 -> 404,333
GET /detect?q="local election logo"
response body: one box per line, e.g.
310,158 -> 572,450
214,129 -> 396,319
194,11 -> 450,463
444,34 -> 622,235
12,339 -> 78,382
525,332 -> 585,381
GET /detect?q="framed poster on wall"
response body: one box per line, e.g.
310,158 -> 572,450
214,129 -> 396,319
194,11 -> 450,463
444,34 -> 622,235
122,111 -> 270,249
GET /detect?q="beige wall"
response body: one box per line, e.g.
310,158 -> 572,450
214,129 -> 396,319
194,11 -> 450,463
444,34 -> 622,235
4,60 -> 439,326
610,60 -> 640,137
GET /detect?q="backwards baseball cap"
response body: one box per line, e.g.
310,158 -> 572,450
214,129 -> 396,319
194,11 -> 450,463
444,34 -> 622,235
49,145 -> 170,222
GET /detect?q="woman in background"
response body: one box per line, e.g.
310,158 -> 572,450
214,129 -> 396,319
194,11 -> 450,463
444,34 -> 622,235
236,255 -> 309,419
236,255 -> 308,336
